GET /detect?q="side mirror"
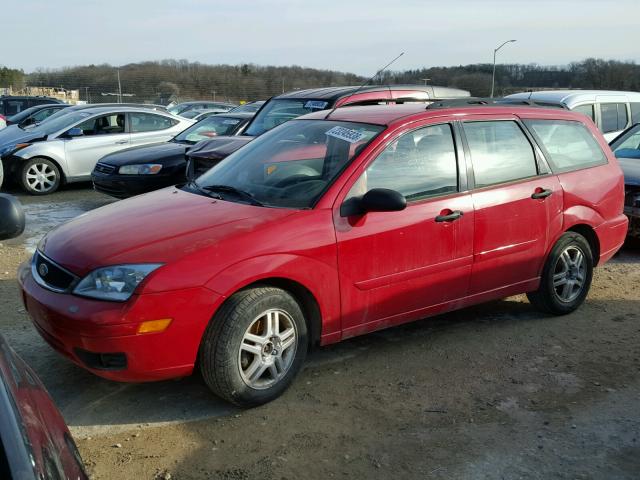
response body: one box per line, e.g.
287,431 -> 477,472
0,194 -> 25,240
340,188 -> 407,217
64,127 -> 84,138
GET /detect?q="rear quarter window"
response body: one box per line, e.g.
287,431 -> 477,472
524,119 -> 607,173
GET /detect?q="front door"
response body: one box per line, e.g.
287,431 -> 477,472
334,122 -> 474,338
64,113 -> 130,178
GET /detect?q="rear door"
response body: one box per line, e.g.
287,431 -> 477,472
128,112 -> 179,147
460,117 -> 562,296
334,121 -> 474,338
63,113 -> 130,178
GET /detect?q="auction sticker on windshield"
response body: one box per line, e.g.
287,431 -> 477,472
304,100 -> 329,110
223,119 -> 241,124
325,126 -> 366,143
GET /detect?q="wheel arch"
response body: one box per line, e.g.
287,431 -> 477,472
566,223 -> 600,265
16,154 -> 67,184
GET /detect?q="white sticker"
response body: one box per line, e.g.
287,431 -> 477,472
222,119 -> 240,124
325,126 -> 366,144
304,100 -> 329,110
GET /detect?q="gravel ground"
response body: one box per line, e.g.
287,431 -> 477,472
1,185 -> 639,479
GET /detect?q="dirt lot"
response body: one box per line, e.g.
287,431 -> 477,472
1,185 -> 639,479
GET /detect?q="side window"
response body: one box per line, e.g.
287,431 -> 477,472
600,103 -> 628,133
5,100 -> 25,116
524,119 -> 607,172
75,114 -> 125,136
630,103 -> 640,125
573,104 -> 595,122
348,124 -> 458,201
31,107 -> 57,122
463,121 -> 537,187
130,113 -> 176,133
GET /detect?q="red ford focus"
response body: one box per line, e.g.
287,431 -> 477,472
19,103 -> 627,406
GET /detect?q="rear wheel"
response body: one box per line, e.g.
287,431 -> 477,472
199,287 -> 308,407
527,232 -> 593,315
20,158 -> 61,195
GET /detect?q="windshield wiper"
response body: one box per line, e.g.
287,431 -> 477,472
186,180 -> 223,200
202,184 -> 263,206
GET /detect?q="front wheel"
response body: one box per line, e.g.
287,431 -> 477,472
20,158 -> 61,195
199,287 -> 308,407
527,231 -> 593,315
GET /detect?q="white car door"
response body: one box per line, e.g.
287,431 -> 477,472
64,113 -> 130,178
128,112 -> 181,148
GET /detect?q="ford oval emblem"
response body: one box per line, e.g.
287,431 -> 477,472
38,263 -> 49,277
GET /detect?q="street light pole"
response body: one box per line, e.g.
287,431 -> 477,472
491,39 -> 516,98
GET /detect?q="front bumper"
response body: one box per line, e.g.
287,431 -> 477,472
19,261 -> 223,382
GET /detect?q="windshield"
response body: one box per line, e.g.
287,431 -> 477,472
192,119 -> 383,209
610,124 -> 640,152
244,98 -> 332,137
168,105 -> 188,115
231,101 -> 265,113
7,105 -> 43,123
30,111 -> 93,136
174,116 -> 244,143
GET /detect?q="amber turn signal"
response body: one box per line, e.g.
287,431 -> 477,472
137,318 -> 172,334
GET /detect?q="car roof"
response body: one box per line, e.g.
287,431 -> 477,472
274,85 -> 470,101
299,103 -> 588,127
0,95 -> 62,101
215,112 -> 254,119
177,101 -> 235,106
506,90 -> 640,107
70,106 -> 175,115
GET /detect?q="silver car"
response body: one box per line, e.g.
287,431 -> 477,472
4,106 -> 193,194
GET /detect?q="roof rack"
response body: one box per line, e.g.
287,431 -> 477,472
426,97 -> 569,110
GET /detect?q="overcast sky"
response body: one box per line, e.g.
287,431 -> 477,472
5,0 -> 639,75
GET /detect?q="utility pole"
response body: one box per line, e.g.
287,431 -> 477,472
421,78 -> 431,86
84,86 -> 90,103
212,90 -> 217,101
282,77 -> 285,94
117,69 -> 122,104
491,39 -> 516,98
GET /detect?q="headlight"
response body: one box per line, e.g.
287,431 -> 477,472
118,164 -> 163,175
0,143 -> 30,158
73,264 -> 162,301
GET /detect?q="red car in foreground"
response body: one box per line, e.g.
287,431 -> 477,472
20,103 -> 627,406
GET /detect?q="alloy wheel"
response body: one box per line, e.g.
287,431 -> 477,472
552,245 -> 587,303
26,163 -> 57,193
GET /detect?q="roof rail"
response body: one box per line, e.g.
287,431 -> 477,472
426,97 -> 569,110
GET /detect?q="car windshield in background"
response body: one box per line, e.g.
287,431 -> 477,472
7,105 -> 45,123
244,99 -> 332,137
174,116 -> 244,143
31,111 -> 93,136
192,119 -> 383,209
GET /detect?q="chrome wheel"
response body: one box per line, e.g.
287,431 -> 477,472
552,246 -> 586,303
238,309 -> 297,390
25,162 -> 57,193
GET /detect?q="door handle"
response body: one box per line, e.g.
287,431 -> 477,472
435,210 -> 463,222
531,188 -> 552,199
115,140 -> 129,145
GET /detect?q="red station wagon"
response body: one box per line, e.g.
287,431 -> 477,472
19,103 -> 628,406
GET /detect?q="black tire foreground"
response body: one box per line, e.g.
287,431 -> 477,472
199,286 -> 308,407
527,231 -> 594,315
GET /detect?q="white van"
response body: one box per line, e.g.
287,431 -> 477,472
505,90 -> 640,141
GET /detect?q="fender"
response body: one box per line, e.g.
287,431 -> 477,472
205,253 -> 342,340
14,141 -> 68,176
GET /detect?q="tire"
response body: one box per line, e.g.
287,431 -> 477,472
200,286 -> 308,407
20,158 -> 61,195
527,231 -> 593,315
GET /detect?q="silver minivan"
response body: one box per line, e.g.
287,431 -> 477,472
2,106 -> 193,194
506,90 -> 640,141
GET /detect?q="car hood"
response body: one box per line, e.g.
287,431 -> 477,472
99,141 -> 189,167
0,126 -> 46,149
39,187 -> 294,276
618,157 -> 640,187
186,136 -> 253,161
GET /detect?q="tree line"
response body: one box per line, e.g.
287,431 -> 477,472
1,58 -> 638,103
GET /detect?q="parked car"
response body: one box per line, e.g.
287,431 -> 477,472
179,108 -> 228,120
0,194 -> 88,480
0,115 -> 5,131
609,123 -> 640,238
0,106 -> 193,194
0,95 -> 64,118
186,84 -> 471,176
92,112 -> 254,198
168,101 -> 236,117
5,103 -> 70,128
19,102 -> 626,407
505,90 -> 640,141
229,100 -> 266,113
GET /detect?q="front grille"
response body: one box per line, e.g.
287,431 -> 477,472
32,251 -> 78,293
625,189 -> 640,208
94,162 -> 117,175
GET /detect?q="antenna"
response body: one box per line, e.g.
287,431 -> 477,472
324,52 -> 404,119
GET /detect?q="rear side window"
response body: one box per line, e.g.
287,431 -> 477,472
573,104 -> 595,122
130,112 -> 177,132
348,124 -> 458,200
631,103 -> 640,125
600,103 -> 628,133
524,119 -> 607,172
463,121 -> 537,187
